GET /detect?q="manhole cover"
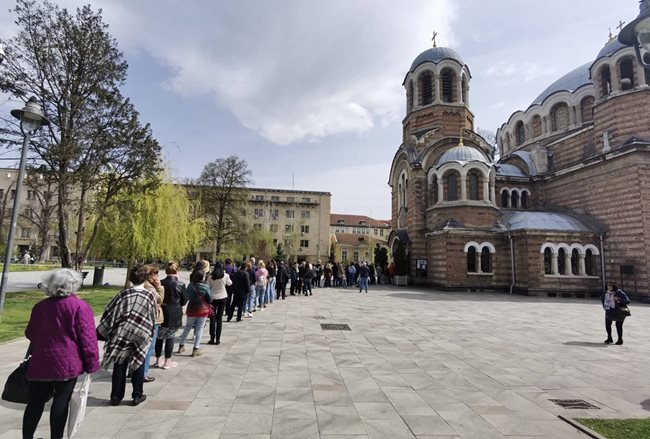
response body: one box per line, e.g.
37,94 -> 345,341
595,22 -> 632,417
549,399 -> 600,410
321,323 -> 351,331
314,315 -> 327,319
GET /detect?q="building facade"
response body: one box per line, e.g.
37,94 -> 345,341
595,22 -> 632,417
388,18 -> 650,297
329,214 -> 390,263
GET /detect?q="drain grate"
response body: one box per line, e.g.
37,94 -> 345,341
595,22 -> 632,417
549,399 -> 600,410
321,323 -> 351,331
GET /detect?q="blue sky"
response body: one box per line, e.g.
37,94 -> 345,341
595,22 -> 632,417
0,0 -> 640,219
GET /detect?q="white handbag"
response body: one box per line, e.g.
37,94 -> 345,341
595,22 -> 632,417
67,374 -> 91,438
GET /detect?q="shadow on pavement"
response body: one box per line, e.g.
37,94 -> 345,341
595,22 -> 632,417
562,341 -> 609,347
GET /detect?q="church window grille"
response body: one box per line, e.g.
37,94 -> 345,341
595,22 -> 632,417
408,81 -> 414,110
441,69 -> 454,103
511,191 -> 519,209
481,248 -> 492,273
461,78 -> 467,103
551,103 -> 570,132
501,190 -> 509,208
419,72 -> 433,105
521,191 -> 529,209
469,174 -> 479,200
515,121 -> 525,145
580,96 -> 595,123
600,66 -> 611,97
585,249 -> 595,276
447,174 -> 458,201
645,54 -> 650,85
619,58 -> 635,91
571,249 -> 580,275
532,115 -> 542,138
543,248 -> 552,275
467,247 -> 477,273
557,248 -> 567,275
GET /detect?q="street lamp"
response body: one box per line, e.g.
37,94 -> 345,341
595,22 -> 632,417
0,97 -> 50,316
619,0 -> 650,70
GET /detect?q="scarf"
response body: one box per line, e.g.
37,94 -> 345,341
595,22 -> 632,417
603,291 -> 616,310
97,286 -> 156,371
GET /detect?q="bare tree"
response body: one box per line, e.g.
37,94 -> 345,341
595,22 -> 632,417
20,169 -> 57,262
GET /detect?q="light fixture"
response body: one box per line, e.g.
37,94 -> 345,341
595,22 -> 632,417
619,0 -> 650,70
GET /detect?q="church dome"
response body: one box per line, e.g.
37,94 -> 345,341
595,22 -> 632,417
436,145 -> 489,166
596,39 -> 627,61
531,62 -> 592,106
408,47 -> 464,73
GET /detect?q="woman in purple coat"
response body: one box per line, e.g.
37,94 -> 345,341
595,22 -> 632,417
23,269 -> 100,439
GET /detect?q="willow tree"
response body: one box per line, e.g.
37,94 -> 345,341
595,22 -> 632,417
95,181 -> 205,286
0,0 -> 162,268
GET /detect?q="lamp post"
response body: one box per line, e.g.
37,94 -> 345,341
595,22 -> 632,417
619,0 -> 650,70
0,97 -> 50,316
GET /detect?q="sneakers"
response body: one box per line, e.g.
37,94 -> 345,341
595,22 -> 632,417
191,348 -> 202,357
604,338 -> 613,344
155,358 -> 165,368
616,338 -> 624,345
133,395 -> 147,406
162,361 -> 178,369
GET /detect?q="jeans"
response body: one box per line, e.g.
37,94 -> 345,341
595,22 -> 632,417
358,276 -> 369,293
209,298 -> 227,342
247,286 -> 256,312
302,278 -> 312,295
111,361 -> 145,402
179,316 -> 208,349
23,378 -> 77,439
266,277 -> 276,303
255,285 -> 266,308
143,324 -> 159,376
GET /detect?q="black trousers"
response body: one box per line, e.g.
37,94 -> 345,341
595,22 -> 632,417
111,361 -> 145,402
228,292 -> 246,321
155,334 -> 175,359
225,290 -> 234,317
23,378 -> 77,439
606,318 -> 624,339
209,298 -> 227,341
276,282 -> 287,299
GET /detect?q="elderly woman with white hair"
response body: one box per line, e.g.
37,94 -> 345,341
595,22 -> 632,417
23,268 -> 100,439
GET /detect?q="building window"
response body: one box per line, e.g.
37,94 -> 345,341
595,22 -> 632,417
271,196 -> 280,202
551,103 -> 570,132
481,247 -> 492,273
254,195 -> 264,201
301,225 -> 310,233
501,190 -> 509,208
380,229 -> 384,237
341,250 -> 348,261
441,68 -> 455,102
254,208 -> 264,217
0,189 -> 3,200
447,174 -> 458,201
461,77 -> 467,103
10,189 -> 16,199
25,207 -> 34,219
21,228 -> 32,239
301,211 -> 310,219
557,248 -> 567,275
469,173 -> 479,200
571,249 -> 580,275
300,240 -> 309,248
600,66 -> 611,97
270,224 -> 278,232
620,58 -> 635,91
543,248 -> 552,275
581,96 -> 595,123
353,251 -> 359,262
515,121 -> 525,145
511,191 -> 519,209
27,190 -> 36,200
285,210 -> 294,218
408,80 -> 414,110
467,247 -> 478,273
302,197 -> 310,203
285,224 -> 293,232
419,71 -> 433,105
273,239 -> 278,246
585,249 -> 595,275
253,224 -> 262,231
521,191 -> 529,209
271,209 -> 279,219
287,197 -> 295,203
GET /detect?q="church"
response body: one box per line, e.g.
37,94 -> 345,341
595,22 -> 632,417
388,7 -> 650,298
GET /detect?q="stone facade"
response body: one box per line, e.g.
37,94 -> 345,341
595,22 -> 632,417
389,33 -> 650,298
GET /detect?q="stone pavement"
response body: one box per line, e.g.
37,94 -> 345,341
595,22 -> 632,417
2,283 -> 650,438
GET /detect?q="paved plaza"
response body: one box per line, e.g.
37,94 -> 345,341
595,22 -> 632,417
1,283 -> 650,438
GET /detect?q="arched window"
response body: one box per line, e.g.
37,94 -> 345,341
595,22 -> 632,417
571,249 -> 579,275
600,66 -> 611,97
461,77 -> 467,103
581,96 -> 595,123
441,69 -> 455,103
505,133 -> 511,152
585,249 -> 595,276
551,103 -> 570,132
532,115 -> 542,138
430,176 -> 438,205
467,247 -> 477,273
558,248 -> 567,275
481,247 -> 491,273
407,81 -> 414,111
515,121 -> 526,145
469,173 -> 479,200
620,58 -> 635,91
544,248 -> 553,274
511,191 -> 519,209
645,54 -> 650,86
501,190 -> 509,208
521,191 -> 529,209
447,174 -> 458,201
419,72 -> 433,105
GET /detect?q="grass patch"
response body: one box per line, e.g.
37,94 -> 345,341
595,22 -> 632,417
576,418 -> 650,439
0,264 -> 59,272
0,286 -> 120,343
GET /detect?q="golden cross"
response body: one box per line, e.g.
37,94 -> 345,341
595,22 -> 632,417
432,31 -> 437,48
617,20 -> 626,32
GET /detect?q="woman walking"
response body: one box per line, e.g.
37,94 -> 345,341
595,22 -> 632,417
602,282 -> 630,345
23,269 -> 99,439
177,270 -> 212,357
155,261 -> 187,369
208,262 -> 232,345
142,265 -> 164,382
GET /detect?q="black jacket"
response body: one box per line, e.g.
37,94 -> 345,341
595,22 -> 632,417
231,269 -> 251,296
160,275 -> 187,328
276,265 -> 289,284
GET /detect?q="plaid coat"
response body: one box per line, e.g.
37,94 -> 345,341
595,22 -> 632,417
97,286 -> 156,372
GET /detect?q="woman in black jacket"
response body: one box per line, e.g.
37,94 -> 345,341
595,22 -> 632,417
155,261 -> 187,368
228,262 -> 251,322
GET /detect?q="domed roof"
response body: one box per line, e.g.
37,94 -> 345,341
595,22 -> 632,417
436,145 -> 489,166
596,39 -> 627,61
531,62 -> 592,106
409,47 -> 464,73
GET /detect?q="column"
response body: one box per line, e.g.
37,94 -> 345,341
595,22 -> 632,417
437,179 -> 444,204
456,78 -> 462,103
578,254 -> 586,276
564,255 -> 572,275
611,64 -> 621,93
637,63 -> 648,87
575,104 -> 583,125
482,177 -> 489,202
434,75 -> 441,104
568,106 -> 576,127
460,174 -> 467,200
551,253 -> 559,275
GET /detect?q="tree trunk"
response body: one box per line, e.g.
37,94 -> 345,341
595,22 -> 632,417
57,166 -> 72,268
124,259 -> 134,289
74,185 -> 88,270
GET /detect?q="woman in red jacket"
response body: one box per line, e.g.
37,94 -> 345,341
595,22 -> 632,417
23,268 -> 99,439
